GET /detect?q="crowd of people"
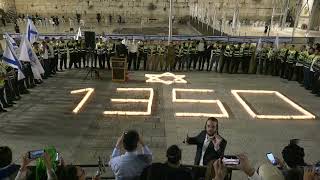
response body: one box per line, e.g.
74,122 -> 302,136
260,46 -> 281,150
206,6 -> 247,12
1,36 -> 320,112
0,117 -> 319,180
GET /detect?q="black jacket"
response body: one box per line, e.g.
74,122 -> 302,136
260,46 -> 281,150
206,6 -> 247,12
140,163 -> 193,180
187,130 -> 227,166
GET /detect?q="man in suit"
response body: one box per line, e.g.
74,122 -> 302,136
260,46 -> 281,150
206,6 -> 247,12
186,117 -> 227,166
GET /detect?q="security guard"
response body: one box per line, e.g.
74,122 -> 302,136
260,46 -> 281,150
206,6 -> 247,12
242,42 -> 253,74
175,43 -> 184,71
303,48 -> 315,89
266,43 -> 276,75
256,43 -> 268,74
58,38 -> 67,71
285,45 -> 297,80
137,41 -> 144,70
278,43 -> 288,78
182,41 -> 191,71
231,42 -> 243,74
295,45 -> 308,83
68,39 -> 77,69
189,41 -> 198,70
142,41 -> 150,71
311,49 -> 320,94
221,42 -> 233,73
96,38 -> 106,69
312,53 -> 320,96
0,61 -> 8,112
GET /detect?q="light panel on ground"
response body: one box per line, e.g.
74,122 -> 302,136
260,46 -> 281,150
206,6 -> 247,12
172,88 -> 229,118
104,88 -> 154,116
145,72 -> 187,85
70,88 -> 94,114
231,90 -> 315,120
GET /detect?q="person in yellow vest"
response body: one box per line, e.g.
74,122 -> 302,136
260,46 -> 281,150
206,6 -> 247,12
303,48 -> 316,89
96,38 -> 106,69
310,48 -> 320,95
285,44 -> 298,80
295,45 -> 308,84
278,43 -> 288,78
0,61 -> 8,112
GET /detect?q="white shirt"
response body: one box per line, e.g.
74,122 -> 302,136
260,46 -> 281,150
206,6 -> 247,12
129,43 -> 138,53
199,134 -> 211,166
198,42 -> 205,52
109,146 -> 152,179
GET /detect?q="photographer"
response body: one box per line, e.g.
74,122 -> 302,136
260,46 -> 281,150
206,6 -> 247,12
15,152 -> 57,180
109,130 -> 152,179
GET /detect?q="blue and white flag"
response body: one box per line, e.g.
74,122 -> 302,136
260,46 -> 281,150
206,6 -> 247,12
4,33 -> 19,50
26,18 -> 39,44
3,43 -> 25,80
256,38 -> 262,55
19,36 -> 44,80
75,27 -> 82,40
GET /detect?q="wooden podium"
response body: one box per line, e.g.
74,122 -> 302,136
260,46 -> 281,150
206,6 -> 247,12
111,57 -> 127,82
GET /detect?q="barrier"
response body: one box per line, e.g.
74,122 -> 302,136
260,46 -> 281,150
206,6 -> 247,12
11,163 -> 236,180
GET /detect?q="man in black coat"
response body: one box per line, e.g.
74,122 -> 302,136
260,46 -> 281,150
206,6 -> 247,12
186,117 -> 227,166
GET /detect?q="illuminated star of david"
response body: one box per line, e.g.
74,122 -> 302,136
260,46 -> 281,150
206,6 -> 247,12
145,72 -> 187,85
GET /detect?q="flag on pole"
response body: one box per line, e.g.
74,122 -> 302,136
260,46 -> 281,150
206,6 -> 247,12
26,18 -> 39,44
232,10 -> 237,30
19,36 -> 44,80
75,27 -> 82,40
4,33 -> 19,50
256,38 -> 262,55
274,34 -> 279,50
2,43 -> 25,80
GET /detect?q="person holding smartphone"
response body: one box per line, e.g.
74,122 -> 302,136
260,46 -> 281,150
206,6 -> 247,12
15,151 -> 57,180
185,117 -> 227,166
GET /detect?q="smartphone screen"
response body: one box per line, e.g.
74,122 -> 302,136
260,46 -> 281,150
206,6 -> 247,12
266,152 -> 277,165
222,155 -> 240,165
28,150 -> 44,159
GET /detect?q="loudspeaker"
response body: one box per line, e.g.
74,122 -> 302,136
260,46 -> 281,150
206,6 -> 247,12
84,31 -> 96,49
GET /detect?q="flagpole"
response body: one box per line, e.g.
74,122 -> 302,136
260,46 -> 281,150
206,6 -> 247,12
168,0 -> 173,43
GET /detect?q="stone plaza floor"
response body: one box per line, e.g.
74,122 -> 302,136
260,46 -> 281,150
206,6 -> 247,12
0,70 -> 319,179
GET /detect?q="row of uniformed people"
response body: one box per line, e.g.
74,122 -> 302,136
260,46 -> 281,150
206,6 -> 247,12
0,40 -> 52,113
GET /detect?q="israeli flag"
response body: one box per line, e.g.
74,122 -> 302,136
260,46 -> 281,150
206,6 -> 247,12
19,36 -> 44,80
4,33 -> 19,50
256,38 -> 262,55
75,27 -> 82,40
3,43 -> 25,80
26,18 -> 39,44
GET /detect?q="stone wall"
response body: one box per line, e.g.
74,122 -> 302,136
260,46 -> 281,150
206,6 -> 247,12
14,0 -> 191,23
5,0 -> 308,24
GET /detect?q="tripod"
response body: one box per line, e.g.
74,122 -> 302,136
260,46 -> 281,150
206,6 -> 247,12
84,48 -> 101,80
